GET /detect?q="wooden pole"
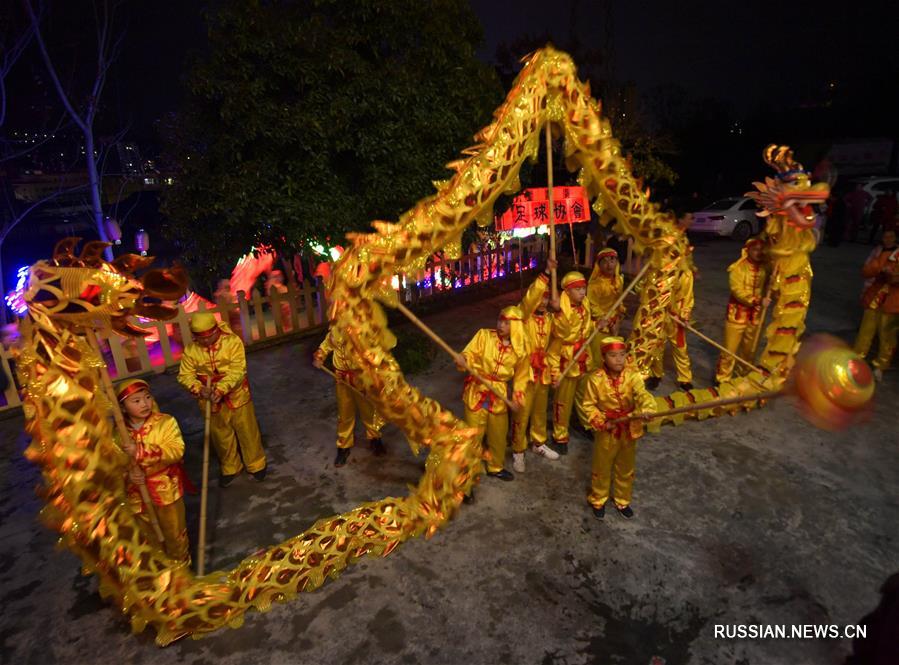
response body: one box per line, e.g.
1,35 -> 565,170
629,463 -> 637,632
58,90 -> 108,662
318,365 -> 374,405
670,315 -> 766,376
85,329 -> 166,545
569,222 -> 577,265
196,375 -> 212,576
607,390 -> 782,424
749,266 -> 778,361
557,260 -> 652,384
545,121 -> 557,299
395,302 -> 517,411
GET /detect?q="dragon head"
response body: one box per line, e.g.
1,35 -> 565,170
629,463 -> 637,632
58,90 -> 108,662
23,238 -> 188,336
746,144 -> 830,229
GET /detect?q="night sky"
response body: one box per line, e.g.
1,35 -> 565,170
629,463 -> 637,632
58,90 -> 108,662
472,0 -> 899,108
5,0 -> 899,141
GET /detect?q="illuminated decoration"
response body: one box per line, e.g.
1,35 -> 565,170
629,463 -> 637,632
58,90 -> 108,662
4,266 -> 30,316
135,228 -> 149,256
230,246 -> 275,296
14,49 -> 864,648
495,186 -> 590,231
103,217 -> 122,245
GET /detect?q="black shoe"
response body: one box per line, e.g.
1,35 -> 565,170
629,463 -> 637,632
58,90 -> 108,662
592,505 -> 606,520
645,377 -> 661,390
616,505 -> 634,519
462,493 -> 475,504
251,467 -> 267,481
219,473 -> 237,488
677,382 -> 694,391
486,469 -> 514,481
369,438 -> 387,456
334,448 -> 351,467
551,441 -> 569,456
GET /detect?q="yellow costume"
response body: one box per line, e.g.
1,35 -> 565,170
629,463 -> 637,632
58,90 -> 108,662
547,272 -> 593,446
116,379 -> 191,564
511,273 -> 553,452
586,248 -> 625,364
314,329 -> 385,449
853,245 -> 899,370
649,253 -> 694,385
460,308 -> 530,474
716,239 -> 768,382
178,314 -> 266,477
580,340 -> 657,510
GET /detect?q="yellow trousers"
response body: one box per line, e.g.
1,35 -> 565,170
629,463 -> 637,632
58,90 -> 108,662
552,376 -> 579,444
650,323 -> 692,383
715,319 -> 759,382
588,431 -> 637,509
138,498 -> 190,564
511,381 -> 549,451
464,405 -> 509,474
211,401 -> 266,476
854,309 -> 898,369
336,382 -> 384,449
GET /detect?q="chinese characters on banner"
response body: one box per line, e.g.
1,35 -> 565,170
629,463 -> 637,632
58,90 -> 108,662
495,186 -> 590,231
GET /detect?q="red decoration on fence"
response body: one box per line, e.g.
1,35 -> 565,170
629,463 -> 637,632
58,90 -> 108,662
494,186 -> 591,231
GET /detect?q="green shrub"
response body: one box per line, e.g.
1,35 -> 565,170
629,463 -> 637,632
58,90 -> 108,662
393,327 -> 437,375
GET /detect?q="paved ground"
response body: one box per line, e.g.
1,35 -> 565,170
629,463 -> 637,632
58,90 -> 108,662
1,238 -> 896,665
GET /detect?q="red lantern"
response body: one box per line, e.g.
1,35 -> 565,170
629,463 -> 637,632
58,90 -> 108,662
104,217 -> 122,245
135,228 -> 149,256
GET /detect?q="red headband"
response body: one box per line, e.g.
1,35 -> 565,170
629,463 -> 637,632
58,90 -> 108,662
596,249 -> 618,260
601,341 -> 627,353
564,279 -> 587,290
117,381 -> 150,402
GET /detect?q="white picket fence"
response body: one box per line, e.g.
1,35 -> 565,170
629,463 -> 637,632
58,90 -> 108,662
0,243 -> 545,414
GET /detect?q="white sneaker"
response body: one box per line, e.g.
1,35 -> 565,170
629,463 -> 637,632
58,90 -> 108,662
513,452 -> 526,473
533,444 -> 560,461
874,368 -> 883,382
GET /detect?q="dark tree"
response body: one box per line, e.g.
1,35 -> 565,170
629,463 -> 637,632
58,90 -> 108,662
162,0 -> 503,285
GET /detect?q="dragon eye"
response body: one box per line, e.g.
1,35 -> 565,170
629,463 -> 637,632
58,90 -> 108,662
79,284 -> 102,305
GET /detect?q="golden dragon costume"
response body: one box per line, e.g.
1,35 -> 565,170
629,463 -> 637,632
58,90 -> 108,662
16,48 -> 833,644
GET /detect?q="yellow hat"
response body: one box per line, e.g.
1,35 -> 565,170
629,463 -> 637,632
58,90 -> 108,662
499,305 -> 528,356
115,378 -> 150,402
190,312 -> 218,336
561,271 -> 587,290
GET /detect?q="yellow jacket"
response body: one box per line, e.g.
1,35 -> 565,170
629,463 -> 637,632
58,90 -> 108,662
580,365 -> 657,439
178,323 -> 251,411
461,328 -> 530,414
670,267 -> 695,321
314,329 -> 350,371
587,264 -> 624,325
547,291 -> 593,379
726,254 -> 768,324
519,273 -> 553,384
126,412 -> 190,508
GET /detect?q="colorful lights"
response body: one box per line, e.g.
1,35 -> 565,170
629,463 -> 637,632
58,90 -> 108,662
4,266 -> 30,316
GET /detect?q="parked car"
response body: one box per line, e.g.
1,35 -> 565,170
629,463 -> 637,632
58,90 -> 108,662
690,197 -> 762,242
850,175 -> 899,218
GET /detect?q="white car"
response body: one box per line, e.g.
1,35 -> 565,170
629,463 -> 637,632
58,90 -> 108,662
690,197 -> 762,242
850,175 -> 899,218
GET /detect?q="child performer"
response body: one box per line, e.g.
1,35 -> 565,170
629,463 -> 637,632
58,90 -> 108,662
715,238 -> 770,384
547,271 -> 593,454
116,378 -> 192,564
178,313 -> 267,487
581,337 -> 657,520
313,328 -> 386,467
510,260 -> 561,473
457,305 -> 530,480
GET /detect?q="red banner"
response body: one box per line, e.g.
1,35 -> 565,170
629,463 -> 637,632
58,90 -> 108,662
495,186 -> 591,231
